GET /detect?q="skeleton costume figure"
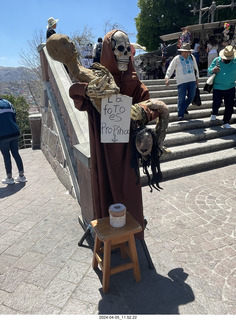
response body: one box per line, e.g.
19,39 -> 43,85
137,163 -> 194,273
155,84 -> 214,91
69,30 -> 169,238
46,33 -> 169,152
46,34 -> 120,112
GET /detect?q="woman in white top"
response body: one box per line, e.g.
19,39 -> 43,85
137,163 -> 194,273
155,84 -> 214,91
207,35 -> 218,74
165,43 -> 199,120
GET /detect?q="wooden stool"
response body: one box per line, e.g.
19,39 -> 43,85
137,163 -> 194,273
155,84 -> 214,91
91,212 -> 142,293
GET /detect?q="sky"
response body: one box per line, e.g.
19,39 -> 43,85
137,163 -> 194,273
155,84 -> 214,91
0,0 -> 141,68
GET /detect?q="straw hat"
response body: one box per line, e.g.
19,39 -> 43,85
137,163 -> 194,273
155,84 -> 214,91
47,17 -> 59,29
219,45 -> 236,60
178,43 -> 193,52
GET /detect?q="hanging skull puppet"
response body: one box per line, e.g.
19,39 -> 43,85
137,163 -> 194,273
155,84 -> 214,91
131,126 -> 163,192
111,31 -> 132,71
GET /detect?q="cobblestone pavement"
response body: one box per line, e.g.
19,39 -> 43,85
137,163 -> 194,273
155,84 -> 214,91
0,148 -> 235,315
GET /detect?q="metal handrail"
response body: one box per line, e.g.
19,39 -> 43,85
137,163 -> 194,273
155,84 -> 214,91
19,133 -> 32,149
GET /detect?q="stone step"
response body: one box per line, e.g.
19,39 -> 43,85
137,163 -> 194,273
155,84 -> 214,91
141,147 -> 236,185
162,147 -> 236,180
149,91 -> 212,102
139,78 -> 236,183
147,82 -> 209,92
155,121 -> 236,146
161,100 -> 212,114
161,129 -> 236,161
142,77 -> 208,87
148,107 -> 236,127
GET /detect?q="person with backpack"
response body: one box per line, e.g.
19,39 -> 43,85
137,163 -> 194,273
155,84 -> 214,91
93,37 -> 103,63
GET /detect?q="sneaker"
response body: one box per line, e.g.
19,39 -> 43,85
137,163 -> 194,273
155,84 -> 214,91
15,175 -> 27,183
178,117 -> 184,121
210,115 -> 217,120
184,110 -> 189,114
2,177 -> 15,184
222,123 -> 232,129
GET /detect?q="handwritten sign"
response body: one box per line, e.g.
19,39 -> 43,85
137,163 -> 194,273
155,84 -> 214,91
101,94 -> 132,143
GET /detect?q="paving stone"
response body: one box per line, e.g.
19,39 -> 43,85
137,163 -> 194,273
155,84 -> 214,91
11,220 -> 37,233
29,301 -> 61,315
13,251 -> 44,272
24,262 -> 60,288
0,304 -> 21,314
56,259 -> 90,284
2,282 -> 44,313
43,278 -> 76,308
0,268 -> 29,292
0,253 -> 18,275
0,289 -> 10,304
61,298 -> 97,314
31,235 -> 62,255
72,275 -> 102,303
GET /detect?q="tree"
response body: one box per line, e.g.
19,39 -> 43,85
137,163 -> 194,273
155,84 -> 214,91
71,25 -> 95,46
135,0 -> 236,51
19,27 -> 95,108
2,94 -> 30,134
19,29 -> 45,109
136,0 -> 195,51
103,19 -> 136,41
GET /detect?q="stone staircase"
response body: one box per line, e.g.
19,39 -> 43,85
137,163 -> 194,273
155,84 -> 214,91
141,77 -> 236,182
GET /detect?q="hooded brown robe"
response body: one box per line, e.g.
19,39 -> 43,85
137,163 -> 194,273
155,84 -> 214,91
69,30 -> 159,239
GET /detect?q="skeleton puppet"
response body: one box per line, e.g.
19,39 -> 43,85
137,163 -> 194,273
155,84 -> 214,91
46,34 -> 120,112
46,33 -> 169,154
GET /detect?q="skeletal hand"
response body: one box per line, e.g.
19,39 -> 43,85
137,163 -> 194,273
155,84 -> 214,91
131,104 -> 144,121
86,64 -> 119,99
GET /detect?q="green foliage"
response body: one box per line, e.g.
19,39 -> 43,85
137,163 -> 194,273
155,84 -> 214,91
136,0 -> 236,51
1,94 -> 30,134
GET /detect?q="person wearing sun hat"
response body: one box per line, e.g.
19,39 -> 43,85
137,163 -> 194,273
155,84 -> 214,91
208,45 -> 236,129
165,43 -> 199,120
46,17 -> 59,40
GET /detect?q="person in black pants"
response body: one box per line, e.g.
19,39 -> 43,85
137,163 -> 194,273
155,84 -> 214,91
0,98 -> 27,184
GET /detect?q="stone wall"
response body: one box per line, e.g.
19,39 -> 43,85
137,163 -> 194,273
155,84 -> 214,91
37,44 -> 94,226
40,95 -> 74,196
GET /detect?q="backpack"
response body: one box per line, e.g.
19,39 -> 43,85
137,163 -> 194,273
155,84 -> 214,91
95,42 -> 102,59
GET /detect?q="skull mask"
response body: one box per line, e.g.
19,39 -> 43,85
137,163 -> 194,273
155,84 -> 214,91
135,129 -> 153,160
111,31 -> 131,71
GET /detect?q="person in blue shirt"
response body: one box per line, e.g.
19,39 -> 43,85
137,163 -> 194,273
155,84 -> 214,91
208,45 -> 236,129
0,98 -> 27,184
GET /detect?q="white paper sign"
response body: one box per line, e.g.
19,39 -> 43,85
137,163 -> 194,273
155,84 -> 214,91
101,94 -> 132,143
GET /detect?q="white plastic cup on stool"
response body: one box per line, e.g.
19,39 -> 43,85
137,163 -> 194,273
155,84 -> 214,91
109,203 -> 126,228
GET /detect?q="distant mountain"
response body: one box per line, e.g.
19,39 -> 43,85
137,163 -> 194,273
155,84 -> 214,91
0,66 -> 37,82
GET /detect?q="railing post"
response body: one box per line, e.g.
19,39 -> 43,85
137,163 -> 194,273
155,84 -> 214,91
29,114 -> 42,149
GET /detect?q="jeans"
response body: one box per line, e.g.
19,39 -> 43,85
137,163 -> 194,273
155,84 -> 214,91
0,137 -> 24,175
193,52 -> 199,65
212,87 -> 235,124
177,81 -> 196,118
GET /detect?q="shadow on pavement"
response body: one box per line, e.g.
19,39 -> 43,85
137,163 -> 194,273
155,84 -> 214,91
97,243 -> 195,314
0,182 -> 26,199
